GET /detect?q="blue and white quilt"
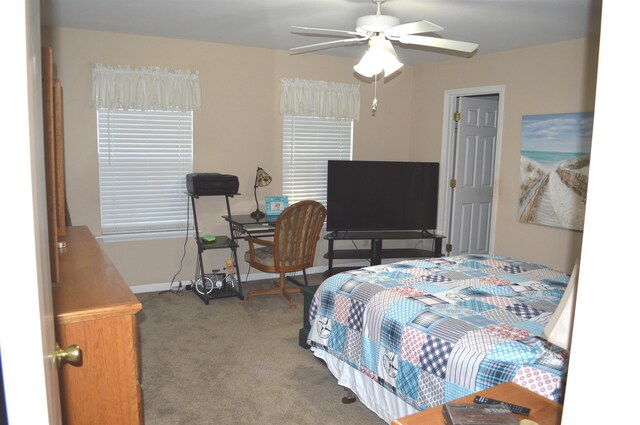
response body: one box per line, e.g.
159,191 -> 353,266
307,255 -> 569,412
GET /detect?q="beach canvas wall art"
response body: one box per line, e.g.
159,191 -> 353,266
519,112 -> 593,231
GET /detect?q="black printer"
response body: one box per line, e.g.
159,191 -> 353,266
186,173 -> 239,196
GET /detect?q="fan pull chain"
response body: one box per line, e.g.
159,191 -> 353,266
372,73 -> 378,116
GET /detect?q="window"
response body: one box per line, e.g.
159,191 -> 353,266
91,63 -> 200,239
282,115 -> 353,206
97,108 -> 193,236
279,78 -> 358,206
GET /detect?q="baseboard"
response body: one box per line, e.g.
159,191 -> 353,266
130,282 -> 180,294
129,263 -> 349,294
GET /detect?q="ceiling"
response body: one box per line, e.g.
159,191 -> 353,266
41,0 -> 602,65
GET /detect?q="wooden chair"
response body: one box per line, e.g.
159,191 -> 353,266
244,200 -> 327,309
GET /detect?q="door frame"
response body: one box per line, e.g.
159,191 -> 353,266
437,85 -> 505,255
1,0 -> 62,423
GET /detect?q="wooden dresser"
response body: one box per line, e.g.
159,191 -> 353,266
53,226 -> 143,424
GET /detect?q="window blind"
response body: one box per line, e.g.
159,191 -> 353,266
283,115 -> 353,206
97,108 -> 193,235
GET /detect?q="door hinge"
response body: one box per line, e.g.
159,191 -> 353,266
453,111 -> 461,122
449,179 -> 457,188
446,243 -> 453,254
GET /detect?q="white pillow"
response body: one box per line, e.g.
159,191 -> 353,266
542,258 -> 580,350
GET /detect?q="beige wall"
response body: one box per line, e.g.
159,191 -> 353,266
41,27 -> 415,288
408,38 -> 599,272
42,27 -> 598,288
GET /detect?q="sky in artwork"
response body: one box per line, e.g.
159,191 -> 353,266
521,112 -> 593,153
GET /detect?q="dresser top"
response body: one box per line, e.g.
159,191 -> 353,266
53,226 -> 141,324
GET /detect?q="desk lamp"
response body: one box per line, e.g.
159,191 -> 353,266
250,167 -> 272,219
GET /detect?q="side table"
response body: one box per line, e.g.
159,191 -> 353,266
392,382 -> 563,425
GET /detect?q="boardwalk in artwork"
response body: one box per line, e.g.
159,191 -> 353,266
519,155 -> 589,231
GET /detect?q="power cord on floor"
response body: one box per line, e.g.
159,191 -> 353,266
159,196 -> 191,296
245,265 -> 252,283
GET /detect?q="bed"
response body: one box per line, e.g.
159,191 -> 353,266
306,254 -> 570,423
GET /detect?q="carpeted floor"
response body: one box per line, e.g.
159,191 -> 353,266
136,275 -> 387,425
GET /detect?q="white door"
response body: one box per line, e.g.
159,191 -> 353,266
0,1 -> 63,423
447,95 -> 499,256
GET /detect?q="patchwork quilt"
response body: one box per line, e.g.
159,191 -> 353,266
307,255 -> 570,412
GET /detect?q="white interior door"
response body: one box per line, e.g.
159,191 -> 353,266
447,95 -> 499,256
1,1 -> 62,423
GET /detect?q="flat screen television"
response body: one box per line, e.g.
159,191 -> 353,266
326,160 -> 440,232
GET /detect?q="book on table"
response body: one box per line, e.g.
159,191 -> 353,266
443,404 -> 519,425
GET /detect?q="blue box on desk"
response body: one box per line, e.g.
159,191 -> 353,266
265,196 -> 288,217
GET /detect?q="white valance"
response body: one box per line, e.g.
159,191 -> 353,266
280,78 -> 360,122
91,63 -> 201,111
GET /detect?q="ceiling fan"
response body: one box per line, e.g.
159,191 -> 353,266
291,0 -> 479,78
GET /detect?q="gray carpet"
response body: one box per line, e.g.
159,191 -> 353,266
136,276 -> 387,425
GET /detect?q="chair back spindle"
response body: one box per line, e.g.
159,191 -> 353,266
274,201 -> 326,272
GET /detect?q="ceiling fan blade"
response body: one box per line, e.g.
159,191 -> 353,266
398,35 -> 479,53
385,20 -> 444,37
292,25 -> 359,37
290,37 -> 368,53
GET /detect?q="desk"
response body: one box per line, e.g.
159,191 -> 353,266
223,213 -> 310,287
223,214 -> 276,239
392,382 -> 563,425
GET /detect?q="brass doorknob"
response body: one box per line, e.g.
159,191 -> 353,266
55,342 -> 82,367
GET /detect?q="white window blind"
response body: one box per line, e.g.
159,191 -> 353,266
97,108 -> 193,235
283,115 -> 353,206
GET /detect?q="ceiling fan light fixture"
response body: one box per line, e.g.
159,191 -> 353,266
382,56 -> 404,77
379,39 -> 404,76
354,37 -> 403,78
353,51 -> 381,78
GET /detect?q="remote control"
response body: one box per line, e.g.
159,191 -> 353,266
473,395 -> 531,416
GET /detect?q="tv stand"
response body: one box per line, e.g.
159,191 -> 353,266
323,230 -> 445,277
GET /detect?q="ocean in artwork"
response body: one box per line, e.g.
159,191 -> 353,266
518,112 -> 593,231
521,150 -> 586,166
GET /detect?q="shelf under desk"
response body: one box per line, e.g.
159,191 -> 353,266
223,214 -> 277,236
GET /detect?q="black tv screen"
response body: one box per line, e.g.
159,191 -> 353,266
326,160 -> 440,232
